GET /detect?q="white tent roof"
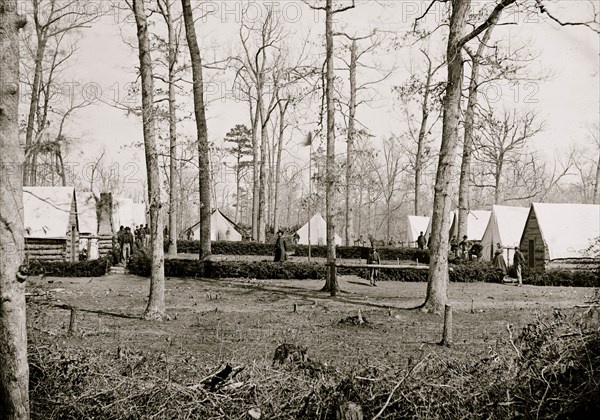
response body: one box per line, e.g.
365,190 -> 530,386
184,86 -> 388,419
296,213 -> 342,246
76,192 -> 98,235
190,209 -> 244,241
297,213 -> 342,245
531,203 -> 600,260
23,187 -> 76,239
481,205 -> 529,261
450,210 -> 491,241
112,197 -> 146,229
406,215 -> 430,243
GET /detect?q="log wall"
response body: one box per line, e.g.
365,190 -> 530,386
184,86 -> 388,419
519,208 -> 548,270
25,238 -> 67,262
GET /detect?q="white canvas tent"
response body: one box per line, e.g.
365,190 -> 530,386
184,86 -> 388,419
189,209 -> 244,241
449,210 -> 491,242
296,213 -> 342,246
23,186 -> 77,239
480,205 -> 529,262
76,192 -> 98,235
112,197 -> 146,229
76,192 -> 100,259
405,215 -> 430,246
524,203 -> 600,262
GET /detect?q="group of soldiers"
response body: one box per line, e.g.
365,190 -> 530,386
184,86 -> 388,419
115,224 -> 150,263
449,235 -> 483,260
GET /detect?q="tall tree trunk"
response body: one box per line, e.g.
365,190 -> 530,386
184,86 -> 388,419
57,147 -> 66,186
0,1 -> 29,417
272,101 -> 288,233
494,156 -> 504,204
414,53 -> 433,216
457,22 -> 498,240
594,150 -> 600,204
163,0 -> 178,257
258,123 -> 267,242
322,0 -> 339,296
23,37 -> 46,186
345,40 -> 357,246
422,0 -> 470,315
132,0 -> 166,321
234,155 -> 241,223
251,101 -> 260,240
181,0 -> 211,259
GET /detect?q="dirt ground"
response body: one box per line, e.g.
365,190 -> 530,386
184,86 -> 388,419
26,273 -> 595,380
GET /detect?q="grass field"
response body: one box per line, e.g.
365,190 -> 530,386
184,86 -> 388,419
26,273 -> 597,418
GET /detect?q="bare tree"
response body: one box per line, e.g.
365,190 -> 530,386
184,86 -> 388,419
181,0 -> 211,259
306,0 -> 356,295
131,0 -> 166,320
417,0 -> 517,314
371,137 -> 409,241
21,0 -> 99,185
396,50 -> 444,217
155,0 -> 181,256
235,6 -> 286,242
456,21 -> 498,240
472,108 -> 545,203
590,123 -> 600,204
333,30 -> 394,245
0,0 -> 29,416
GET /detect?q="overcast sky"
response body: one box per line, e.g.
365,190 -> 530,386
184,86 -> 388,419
42,0 -> 599,189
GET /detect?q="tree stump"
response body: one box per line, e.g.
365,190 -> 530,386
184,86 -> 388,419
336,400 -> 363,420
441,304 -> 452,346
68,308 -> 77,336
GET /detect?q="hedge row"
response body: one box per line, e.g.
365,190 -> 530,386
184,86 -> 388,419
174,240 -> 274,256
294,244 -> 430,263
171,240 -> 430,262
130,251 -> 600,287
28,258 -> 111,277
129,252 -> 503,283
522,267 -> 599,288
129,250 -> 325,280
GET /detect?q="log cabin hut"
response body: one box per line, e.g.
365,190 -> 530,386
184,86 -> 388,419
519,203 -> 600,270
23,186 -> 80,262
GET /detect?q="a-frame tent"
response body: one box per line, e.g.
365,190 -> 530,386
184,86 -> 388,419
405,215 -> 430,246
480,205 -> 529,262
449,210 -> 491,242
296,213 -> 342,246
520,203 -> 600,269
188,209 -> 245,241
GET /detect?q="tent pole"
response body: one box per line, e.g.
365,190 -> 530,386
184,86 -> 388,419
308,142 -> 312,262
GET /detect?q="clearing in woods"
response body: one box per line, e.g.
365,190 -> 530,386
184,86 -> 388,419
27,273 -> 592,369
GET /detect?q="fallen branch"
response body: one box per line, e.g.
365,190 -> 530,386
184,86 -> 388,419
372,354 -> 430,420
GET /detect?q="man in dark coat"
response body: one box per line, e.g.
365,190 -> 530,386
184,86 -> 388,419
367,246 -> 381,286
274,229 -> 287,262
459,235 -> 469,260
122,227 -> 134,262
513,246 -> 525,286
492,242 -> 508,278
450,236 -> 458,257
417,232 -> 426,249
117,226 -> 125,263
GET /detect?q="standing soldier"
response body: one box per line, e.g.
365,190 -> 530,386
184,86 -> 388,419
367,246 -> 380,286
274,229 -> 287,262
417,231 -> 426,249
122,227 -> 134,262
450,236 -> 458,257
459,235 -> 469,260
513,246 -> 525,286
